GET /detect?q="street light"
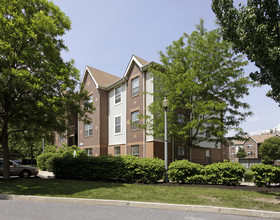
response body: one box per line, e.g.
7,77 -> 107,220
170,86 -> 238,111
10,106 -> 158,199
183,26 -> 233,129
162,97 -> 169,183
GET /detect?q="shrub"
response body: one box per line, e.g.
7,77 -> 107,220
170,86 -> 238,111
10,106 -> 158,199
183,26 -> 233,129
37,153 -> 56,171
251,164 -> 280,187
203,162 -> 245,186
52,155 -> 164,184
167,160 -> 204,184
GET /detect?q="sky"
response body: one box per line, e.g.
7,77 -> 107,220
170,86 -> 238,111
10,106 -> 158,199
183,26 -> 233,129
52,0 -> 280,136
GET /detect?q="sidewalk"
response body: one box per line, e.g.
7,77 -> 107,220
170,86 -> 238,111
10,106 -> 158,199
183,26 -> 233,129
37,170 -> 55,179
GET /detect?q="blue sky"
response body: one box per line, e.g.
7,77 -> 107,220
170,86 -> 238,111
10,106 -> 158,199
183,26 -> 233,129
52,0 -> 280,135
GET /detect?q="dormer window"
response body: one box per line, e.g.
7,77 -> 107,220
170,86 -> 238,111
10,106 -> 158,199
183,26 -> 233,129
115,86 -> 122,104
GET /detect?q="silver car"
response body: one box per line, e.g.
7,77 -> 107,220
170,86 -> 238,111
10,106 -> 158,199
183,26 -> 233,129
0,158 -> 39,178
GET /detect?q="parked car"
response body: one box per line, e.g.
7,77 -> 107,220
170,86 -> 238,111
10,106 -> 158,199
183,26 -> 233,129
0,158 -> 39,178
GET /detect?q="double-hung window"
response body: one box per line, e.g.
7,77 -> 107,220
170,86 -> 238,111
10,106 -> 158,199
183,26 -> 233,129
85,148 -> 93,156
84,122 -> 93,137
131,77 -> 139,96
114,146 -> 121,156
115,86 -> 121,104
178,146 -> 185,156
131,111 -> 139,130
115,116 -> 121,134
131,145 -> 139,156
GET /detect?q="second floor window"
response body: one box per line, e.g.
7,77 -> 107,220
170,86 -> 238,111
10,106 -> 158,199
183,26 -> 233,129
115,86 -> 121,104
131,111 -> 139,130
131,76 -> 139,97
84,122 -> 93,137
115,116 -> 121,134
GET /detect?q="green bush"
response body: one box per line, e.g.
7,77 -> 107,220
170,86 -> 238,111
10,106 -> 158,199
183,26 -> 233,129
37,145 -> 87,172
37,153 -> 57,171
52,155 -> 164,184
251,164 -> 280,187
203,162 -> 245,186
167,160 -> 204,184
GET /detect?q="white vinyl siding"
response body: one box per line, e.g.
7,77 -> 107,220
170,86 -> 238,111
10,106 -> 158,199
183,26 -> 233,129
108,83 -> 126,145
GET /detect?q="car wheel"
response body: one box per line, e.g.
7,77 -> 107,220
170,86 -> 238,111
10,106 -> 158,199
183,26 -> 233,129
20,170 -> 31,178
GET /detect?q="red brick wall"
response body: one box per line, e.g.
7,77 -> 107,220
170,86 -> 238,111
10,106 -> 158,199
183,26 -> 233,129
78,71 -> 108,156
126,63 -> 144,156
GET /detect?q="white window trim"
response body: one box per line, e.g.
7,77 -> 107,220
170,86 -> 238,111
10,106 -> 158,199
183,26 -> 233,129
114,146 -> 121,156
84,122 -> 93,137
114,115 -> 122,135
131,111 -> 139,130
114,86 -> 122,105
131,145 -> 139,156
85,148 -> 93,156
131,76 -> 139,97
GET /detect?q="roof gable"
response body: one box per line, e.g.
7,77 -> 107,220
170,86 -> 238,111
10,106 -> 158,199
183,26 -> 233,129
123,55 -> 149,78
82,66 -> 120,89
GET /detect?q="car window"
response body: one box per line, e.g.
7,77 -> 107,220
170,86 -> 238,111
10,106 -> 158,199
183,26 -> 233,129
0,160 -> 2,166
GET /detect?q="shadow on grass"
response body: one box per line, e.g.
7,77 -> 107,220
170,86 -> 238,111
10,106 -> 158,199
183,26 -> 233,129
0,178 -> 125,197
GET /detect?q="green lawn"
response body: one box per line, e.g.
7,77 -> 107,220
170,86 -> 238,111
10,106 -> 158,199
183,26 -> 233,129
0,178 -> 279,212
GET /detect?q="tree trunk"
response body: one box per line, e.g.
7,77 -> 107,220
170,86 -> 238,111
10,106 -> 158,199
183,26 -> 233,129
1,120 -> 10,180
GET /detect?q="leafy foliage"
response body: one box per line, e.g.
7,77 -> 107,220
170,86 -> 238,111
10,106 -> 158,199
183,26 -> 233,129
167,160 -> 205,184
251,164 -> 280,187
236,147 -> 247,159
52,155 -> 165,184
0,0 -> 94,179
212,0 -> 280,103
203,161 -> 246,186
144,19 -> 252,159
37,145 -> 86,171
259,137 -> 280,164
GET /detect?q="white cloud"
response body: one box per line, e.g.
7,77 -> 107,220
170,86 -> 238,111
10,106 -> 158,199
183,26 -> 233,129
248,116 -> 260,123
249,129 -> 262,135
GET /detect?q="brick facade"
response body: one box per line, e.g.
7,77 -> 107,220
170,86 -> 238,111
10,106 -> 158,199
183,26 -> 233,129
53,55 -> 227,165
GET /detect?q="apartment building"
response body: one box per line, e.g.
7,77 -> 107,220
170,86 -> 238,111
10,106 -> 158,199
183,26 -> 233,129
54,55 -> 228,165
229,132 -> 280,162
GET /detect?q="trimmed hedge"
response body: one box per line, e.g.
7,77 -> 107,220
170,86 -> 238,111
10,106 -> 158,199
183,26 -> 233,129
37,153 -> 57,171
167,160 -> 205,184
168,160 -> 245,186
52,155 -> 164,184
203,162 -> 246,186
251,164 -> 280,187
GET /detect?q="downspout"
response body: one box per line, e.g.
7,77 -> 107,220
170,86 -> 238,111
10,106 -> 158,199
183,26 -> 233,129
142,70 -> 146,158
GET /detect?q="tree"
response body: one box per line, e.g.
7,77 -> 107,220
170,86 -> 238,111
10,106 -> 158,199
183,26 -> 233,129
259,137 -> 280,165
236,147 -> 246,159
144,20 -> 253,160
0,0 -> 93,180
212,0 -> 280,103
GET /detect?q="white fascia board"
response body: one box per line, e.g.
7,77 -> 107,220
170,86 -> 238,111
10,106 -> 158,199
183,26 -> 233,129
80,66 -> 100,90
106,77 -> 126,91
123,55 -> 143,78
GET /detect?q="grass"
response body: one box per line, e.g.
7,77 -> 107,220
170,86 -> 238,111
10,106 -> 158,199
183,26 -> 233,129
244,169 -> 254,182
0,178 -> 279,212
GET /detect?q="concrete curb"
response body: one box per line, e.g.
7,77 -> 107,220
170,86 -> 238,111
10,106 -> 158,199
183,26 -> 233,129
0,194 -> 279,219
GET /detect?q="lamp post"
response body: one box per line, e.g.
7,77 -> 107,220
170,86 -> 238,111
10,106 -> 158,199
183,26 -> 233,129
162,97 -> 169,183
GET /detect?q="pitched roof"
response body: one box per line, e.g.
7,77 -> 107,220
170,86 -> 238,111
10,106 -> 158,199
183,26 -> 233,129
247,133 -> 280,143
133,55 -> 149,66
86,66 -> 120,88
233,140 -> 244,145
